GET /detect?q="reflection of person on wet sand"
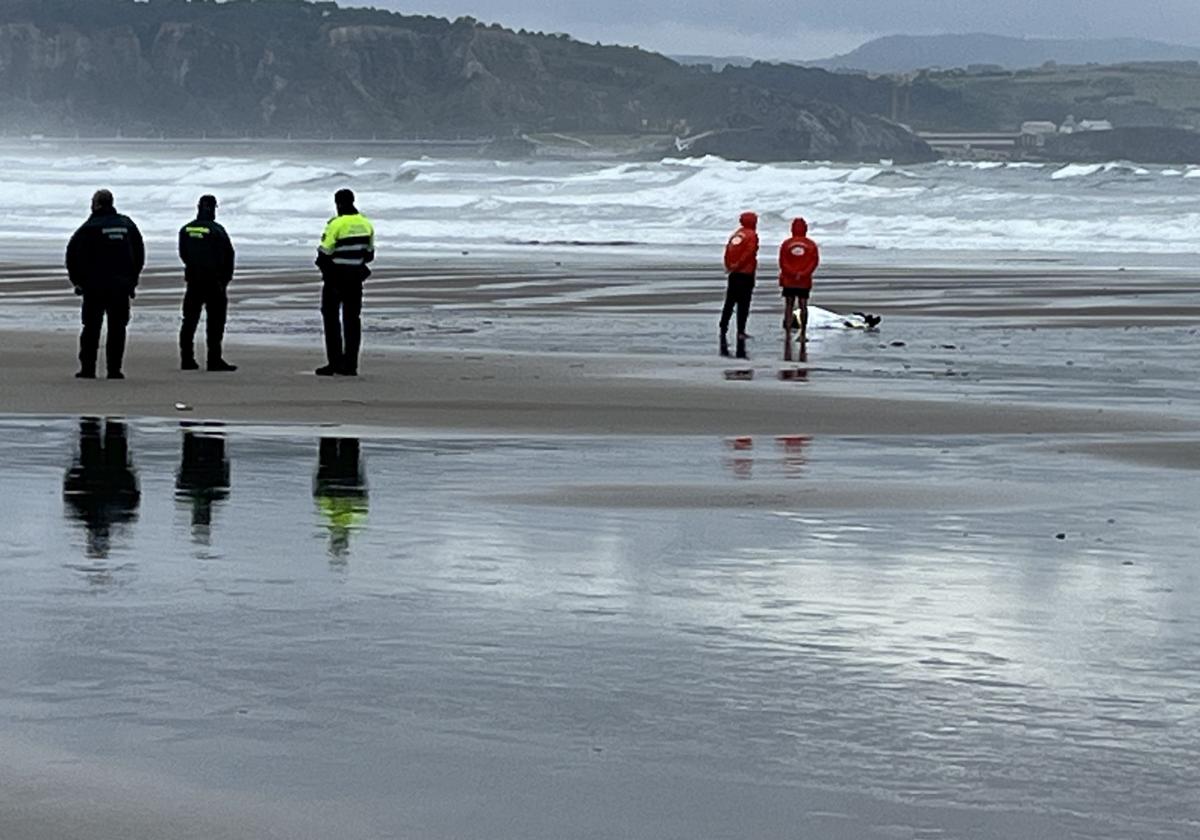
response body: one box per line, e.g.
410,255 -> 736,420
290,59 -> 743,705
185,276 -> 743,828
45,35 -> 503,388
723,435 -> 755,480
176,427 -> 231,541
62,417 -> 140,558
313,438 -> 369,559
777,435 -> 812,477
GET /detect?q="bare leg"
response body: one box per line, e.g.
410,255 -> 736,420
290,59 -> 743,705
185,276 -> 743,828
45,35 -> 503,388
798,296 -> 809,345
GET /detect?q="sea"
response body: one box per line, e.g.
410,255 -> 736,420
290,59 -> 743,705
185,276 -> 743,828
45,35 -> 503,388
2,140 -> 1199,264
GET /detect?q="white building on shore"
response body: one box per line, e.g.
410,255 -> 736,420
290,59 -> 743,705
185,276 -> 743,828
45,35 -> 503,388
1020,117 -> 1114,146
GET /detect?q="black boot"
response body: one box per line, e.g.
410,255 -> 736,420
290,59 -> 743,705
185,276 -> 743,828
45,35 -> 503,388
719,333 -> 731,357
207,359 -> 238,372
181,357 -> 200,371
735,334 -> 748,359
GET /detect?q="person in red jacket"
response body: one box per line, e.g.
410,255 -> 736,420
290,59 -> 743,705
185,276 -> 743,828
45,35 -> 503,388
778,217 -> 820,359
720,211 -> 759,358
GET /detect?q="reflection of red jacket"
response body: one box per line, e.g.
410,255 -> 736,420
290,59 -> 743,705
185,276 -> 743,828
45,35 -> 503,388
724,212 -> 759,274
778,218 -> 819,289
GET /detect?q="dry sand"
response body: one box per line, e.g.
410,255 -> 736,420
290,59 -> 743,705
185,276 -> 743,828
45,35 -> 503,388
0,328 -> 1192,437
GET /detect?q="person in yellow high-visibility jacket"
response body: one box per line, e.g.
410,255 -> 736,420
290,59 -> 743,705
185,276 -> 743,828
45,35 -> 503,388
315,189 -> 375,377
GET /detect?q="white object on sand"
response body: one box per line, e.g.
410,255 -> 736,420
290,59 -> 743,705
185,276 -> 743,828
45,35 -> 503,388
803,307 -> 882,331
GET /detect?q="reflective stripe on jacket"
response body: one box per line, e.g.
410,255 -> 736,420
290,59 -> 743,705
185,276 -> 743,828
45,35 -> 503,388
317,213 -> 375,280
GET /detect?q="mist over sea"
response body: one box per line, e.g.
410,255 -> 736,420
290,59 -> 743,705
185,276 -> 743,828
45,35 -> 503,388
4,141 -> 1199,264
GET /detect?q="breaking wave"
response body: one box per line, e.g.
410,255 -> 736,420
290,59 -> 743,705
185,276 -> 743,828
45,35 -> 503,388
2,142 -> 1199,257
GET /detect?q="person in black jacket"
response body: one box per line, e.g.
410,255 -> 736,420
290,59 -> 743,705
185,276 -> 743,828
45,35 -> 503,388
66,190 -> 145,379
179,194 -> 237,371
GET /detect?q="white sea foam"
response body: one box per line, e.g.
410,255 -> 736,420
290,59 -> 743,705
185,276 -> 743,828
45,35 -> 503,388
1051,163 -> 1104,180
2,143 -> 1198,258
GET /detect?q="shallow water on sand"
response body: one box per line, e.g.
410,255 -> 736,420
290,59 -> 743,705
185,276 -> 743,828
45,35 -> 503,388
2,417 -> 1199,838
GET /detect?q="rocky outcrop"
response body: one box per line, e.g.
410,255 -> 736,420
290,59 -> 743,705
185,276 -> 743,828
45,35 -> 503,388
679,84 -> 932,163
687,117 -> 931,164
1044,127 -> 1200,164
0,0 -> 934,163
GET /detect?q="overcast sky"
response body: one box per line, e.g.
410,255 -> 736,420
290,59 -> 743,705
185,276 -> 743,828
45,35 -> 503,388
371,1 -> 1200,59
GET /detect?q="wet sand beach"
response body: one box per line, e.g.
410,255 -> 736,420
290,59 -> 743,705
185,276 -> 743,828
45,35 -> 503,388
3,255 -> 1200,839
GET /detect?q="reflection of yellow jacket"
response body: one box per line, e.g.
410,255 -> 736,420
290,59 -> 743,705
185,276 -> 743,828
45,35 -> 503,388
317,496 -> 368,532
317,495 -> 368,559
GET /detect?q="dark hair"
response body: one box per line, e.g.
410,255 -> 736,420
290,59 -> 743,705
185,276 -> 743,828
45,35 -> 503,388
198,194 -> 218,208
92,189 -> 114,209
335,188 -> 356,207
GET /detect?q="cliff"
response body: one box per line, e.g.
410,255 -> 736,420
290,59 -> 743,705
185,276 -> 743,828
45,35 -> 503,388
902,61 -> 1200,133
0,0 -> 934,163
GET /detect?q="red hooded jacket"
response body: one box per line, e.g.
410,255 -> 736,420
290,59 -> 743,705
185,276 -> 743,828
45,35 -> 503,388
724,212 -> 759,275
778,218 -> 819,289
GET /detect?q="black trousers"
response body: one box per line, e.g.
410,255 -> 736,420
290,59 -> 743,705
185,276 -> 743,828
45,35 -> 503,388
180,283 -> 229,363
79,290 -> 131,375
719,272 -> 755,336
321,280 -> 364,371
